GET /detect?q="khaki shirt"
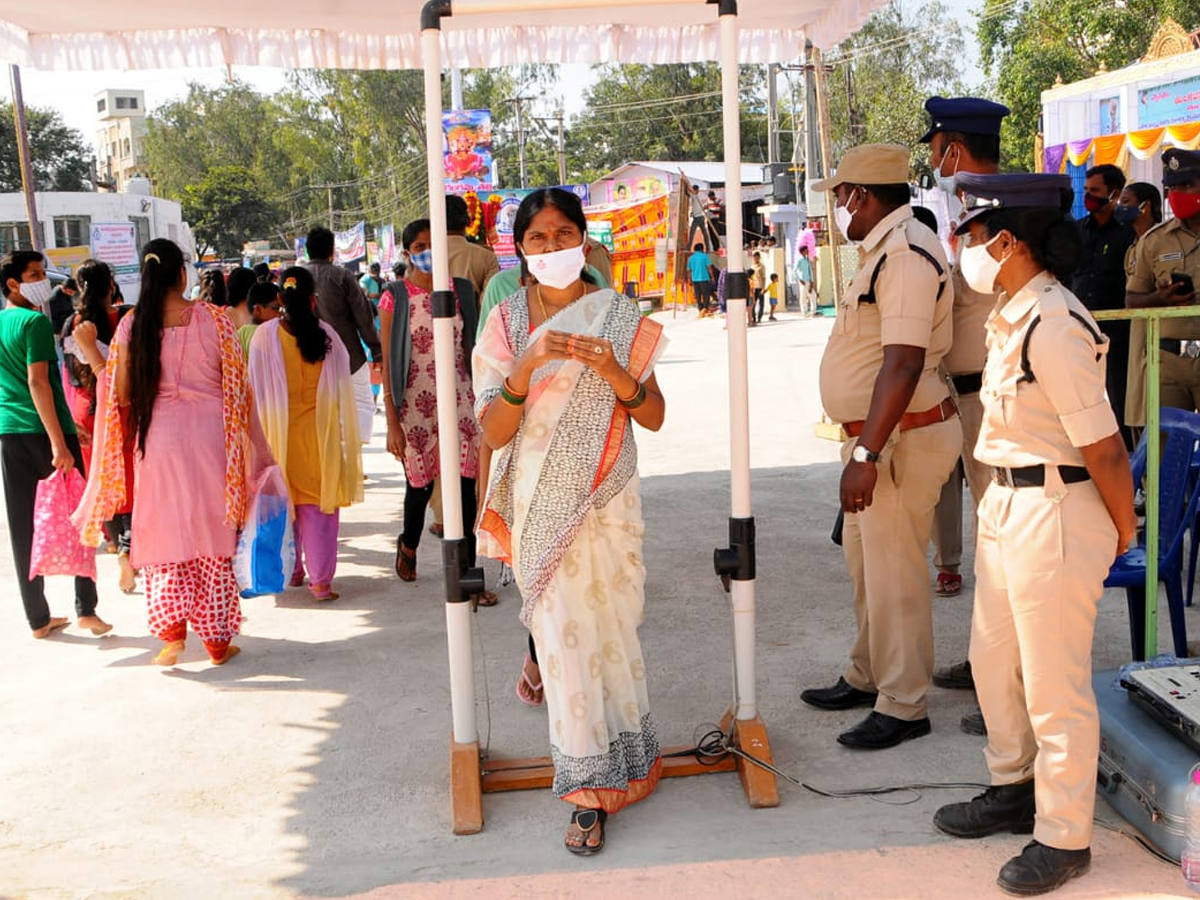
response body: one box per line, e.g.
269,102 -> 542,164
447,234 -> 501,299
942,263 -> 995,376
975,273 -> 1117,469
1126,217 -> 1200,340
819,206 -> 953,423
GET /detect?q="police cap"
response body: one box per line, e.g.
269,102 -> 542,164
953,173 -> 1073,234
1163,148 -> 1200,187
919,96 -> 1011,144
810,143 -> 910,192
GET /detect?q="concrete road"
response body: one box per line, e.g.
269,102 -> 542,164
0,309 -> 1189,899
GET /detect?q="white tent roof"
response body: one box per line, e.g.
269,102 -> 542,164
0,1 -> 892,71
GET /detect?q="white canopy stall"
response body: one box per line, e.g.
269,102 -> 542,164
0,0 -> 893,832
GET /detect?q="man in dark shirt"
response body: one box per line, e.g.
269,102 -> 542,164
302,226 -> 382,444
47,277 -> 78,336
1071,163 -> 1137,447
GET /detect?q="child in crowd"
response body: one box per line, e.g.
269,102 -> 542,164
767,272 -> 780,322
238,281 -> 282,356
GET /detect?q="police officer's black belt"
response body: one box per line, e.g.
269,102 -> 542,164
992,465 -> 1090,488
950,372 -> 983,395
1159,338 -> 1200,358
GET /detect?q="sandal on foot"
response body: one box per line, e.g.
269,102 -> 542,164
289,571 -> 306,588
209,645 -> 241,666
935,572 -> 963,597
428,522 -> 444,538
474,590 -> 499,608
153,640 -> 186,666
395,538 -> 416,581
516,654 -> 544,707
309,583 -> 339,601
565,807 -> 606,856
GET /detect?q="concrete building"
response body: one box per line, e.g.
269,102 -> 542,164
94,89 -> 148,193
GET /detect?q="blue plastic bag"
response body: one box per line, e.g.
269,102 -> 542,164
233,465 -> 295,598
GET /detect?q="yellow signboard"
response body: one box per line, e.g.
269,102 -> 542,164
44,246 -> 92,274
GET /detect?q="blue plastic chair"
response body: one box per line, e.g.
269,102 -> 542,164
1106,407 -> 1200,661
1184,440 -> 1200,606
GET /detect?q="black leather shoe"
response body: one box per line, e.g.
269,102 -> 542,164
933,659 -> 975,690
934,781 -> 1035,838
960,707 -> 987,736
837,711 -> 931,749
800,677 -> 878,711
997,841 -> 1090,896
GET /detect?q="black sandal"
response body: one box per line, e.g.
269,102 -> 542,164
565,807 -> 606,856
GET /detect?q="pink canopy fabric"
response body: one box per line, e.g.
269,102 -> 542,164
0,0 -> 893,71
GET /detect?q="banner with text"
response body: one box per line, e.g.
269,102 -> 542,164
335,222 -> 366,264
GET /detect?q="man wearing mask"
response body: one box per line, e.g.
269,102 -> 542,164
1127,148 -> 1200,412
802,144 -> 961,750
1071,164 -> 1136,447
303,226 -> 382,443
920,96 -> 1009,730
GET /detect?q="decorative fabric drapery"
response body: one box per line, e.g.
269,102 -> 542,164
1045,121 -> 1200,172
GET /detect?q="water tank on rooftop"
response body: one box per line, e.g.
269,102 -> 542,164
124,176 -> 152,196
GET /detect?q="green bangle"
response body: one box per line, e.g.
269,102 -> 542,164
619,382 -> 647,410
500,379 -> 527,406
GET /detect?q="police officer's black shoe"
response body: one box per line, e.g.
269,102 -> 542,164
997,840 -> 1090,896
836,711 -> 930,749
933,781 -> 1035,838
800,677 -> 878,711
960,707 -> 987,735
932,659 -> 975,690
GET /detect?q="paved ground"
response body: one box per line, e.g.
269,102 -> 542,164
0,308 -> 1191,899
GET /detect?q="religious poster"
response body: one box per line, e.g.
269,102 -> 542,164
443,109 -> 493,194
377,224 -> 396,268
1099,97 -> 1121,136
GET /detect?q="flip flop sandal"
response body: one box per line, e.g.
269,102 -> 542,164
428,523 -> 445,538
516,654 -> 544,707
474,590 -> 499,608
565,808 -> 606,856
935,572 -> 963,596
395,538 -> 417,582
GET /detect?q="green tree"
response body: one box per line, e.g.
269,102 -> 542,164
570,64 -> 767,182
181,166 -> 279,258
826,0 -> 968,170
0,101 -> 92,192
979,0 -> 1200,170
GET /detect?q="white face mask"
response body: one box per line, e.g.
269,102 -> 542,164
20,278 -> 53,308
525,244 -> 586,290
934,144 -> 960,195
959,233 -> 1004,294
834,189 -> 858,242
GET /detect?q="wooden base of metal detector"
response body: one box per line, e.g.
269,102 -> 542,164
720,710 -> 780,809
450,711 -> 777,833
450,738 -> 483,835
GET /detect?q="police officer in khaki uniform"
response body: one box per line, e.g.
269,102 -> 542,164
920,96 -> 1009,606
1127,147 -> 1200,411
933,174 -> 1135,896
802,144 -> 962,750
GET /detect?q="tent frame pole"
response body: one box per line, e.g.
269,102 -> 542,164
423,0 -> 777,836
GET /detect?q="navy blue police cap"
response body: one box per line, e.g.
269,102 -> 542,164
1164,148 -> 1200,187
919,96 -> 1011,144
953,173 -> 1074,234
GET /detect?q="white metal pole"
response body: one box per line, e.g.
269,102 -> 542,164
422,24 -> 476,746
718,8 -> 756,721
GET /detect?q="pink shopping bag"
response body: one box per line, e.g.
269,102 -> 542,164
30,469 -> 96,580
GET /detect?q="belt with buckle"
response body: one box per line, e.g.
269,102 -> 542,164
842,397 -> 958,439
992,465 -> 1090,489
950,372 -> 983,396
1160,338 -> 1200,358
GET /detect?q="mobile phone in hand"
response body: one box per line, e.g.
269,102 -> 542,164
1171,271 -> 1195,295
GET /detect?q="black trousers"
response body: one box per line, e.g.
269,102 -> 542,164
401,476 -> 478,566
0,431 -> 98,629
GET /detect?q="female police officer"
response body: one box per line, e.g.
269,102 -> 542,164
931,173 -> 1136,896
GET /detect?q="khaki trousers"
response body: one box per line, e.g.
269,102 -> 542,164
841,416 -> 962,719
932,390 -> 989,570
1159,351 -> 1200,414
970,478 -> 1116,850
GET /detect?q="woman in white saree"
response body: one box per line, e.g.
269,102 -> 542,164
474,189 -> 668,856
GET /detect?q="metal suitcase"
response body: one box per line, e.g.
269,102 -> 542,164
1095,669 -> 1200,862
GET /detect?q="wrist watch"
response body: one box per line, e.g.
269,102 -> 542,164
851,444 -> 879,464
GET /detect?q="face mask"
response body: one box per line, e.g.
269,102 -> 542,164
525,244 -> 586,290
1083,193 -> 1112,214
21,278 -> 53,307
834,189 -> 858,242
408,249 -> 433,274
958,233 -> 1005,294
1169,191 -> 1200,222
933,144 -> 959,195
1112,203 -> 1142,226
